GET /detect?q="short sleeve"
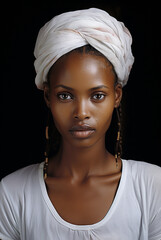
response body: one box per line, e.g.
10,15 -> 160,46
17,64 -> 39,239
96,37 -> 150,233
148,208 -> 161,240
0,180 -> 20,240
148,164 -> 161,240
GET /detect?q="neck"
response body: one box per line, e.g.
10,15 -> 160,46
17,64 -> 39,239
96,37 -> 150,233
50,137 -> 114,181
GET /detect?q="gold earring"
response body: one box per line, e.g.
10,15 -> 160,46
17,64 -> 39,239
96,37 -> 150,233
115,106 -> 122,168
44,126 -> 49,179
115,125 -> 120,168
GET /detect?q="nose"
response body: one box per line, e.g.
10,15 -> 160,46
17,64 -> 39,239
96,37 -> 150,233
73,99 -> 90,120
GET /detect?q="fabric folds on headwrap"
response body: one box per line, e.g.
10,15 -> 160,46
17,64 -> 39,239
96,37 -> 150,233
34,8 -> 134,90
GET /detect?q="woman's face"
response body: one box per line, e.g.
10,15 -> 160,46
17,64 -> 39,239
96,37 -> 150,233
44,51 -> 122,149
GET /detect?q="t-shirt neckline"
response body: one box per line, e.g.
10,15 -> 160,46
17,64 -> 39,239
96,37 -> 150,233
39,159 -> 127,230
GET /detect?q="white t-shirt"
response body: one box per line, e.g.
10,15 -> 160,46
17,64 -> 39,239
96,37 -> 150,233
0,160 -> 161,240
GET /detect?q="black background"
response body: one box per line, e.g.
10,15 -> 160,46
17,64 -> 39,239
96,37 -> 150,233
1,0 -> 161,179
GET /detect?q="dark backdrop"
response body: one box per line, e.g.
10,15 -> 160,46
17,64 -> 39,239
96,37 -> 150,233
2,0 -> 161,179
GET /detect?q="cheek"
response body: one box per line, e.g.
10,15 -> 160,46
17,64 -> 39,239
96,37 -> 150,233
95,99 -> 115,131
50,103 -> 72,132
98,111 -> 113,132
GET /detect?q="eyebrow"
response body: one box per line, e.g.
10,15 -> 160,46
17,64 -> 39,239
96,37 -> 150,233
54,84 -> 109,91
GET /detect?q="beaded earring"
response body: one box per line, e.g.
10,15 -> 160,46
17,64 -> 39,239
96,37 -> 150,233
115,105 -> 122,168
44,126 -> 49,179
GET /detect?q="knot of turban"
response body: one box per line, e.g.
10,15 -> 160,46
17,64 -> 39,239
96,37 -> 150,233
34,8 -> 134,90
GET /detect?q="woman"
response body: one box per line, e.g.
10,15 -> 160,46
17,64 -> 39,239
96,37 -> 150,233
0,8 -> 161,240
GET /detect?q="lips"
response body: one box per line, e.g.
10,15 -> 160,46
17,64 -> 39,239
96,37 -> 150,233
69,124 -> 95,139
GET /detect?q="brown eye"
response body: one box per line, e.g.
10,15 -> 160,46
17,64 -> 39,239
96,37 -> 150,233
57,93 -> 73,100
92,93 -> 105,101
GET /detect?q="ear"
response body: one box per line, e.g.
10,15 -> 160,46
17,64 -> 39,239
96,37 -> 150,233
114,83 -> 122,108
43,82 -> 50,108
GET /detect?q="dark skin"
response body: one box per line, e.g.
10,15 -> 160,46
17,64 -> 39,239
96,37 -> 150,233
44,51 -> 123,225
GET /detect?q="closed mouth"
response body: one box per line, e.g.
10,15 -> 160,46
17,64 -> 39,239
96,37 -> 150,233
69,124 -> 95,138
69,124 -> 95,132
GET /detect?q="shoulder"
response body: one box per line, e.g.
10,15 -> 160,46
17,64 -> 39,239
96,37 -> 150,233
124,159 -> 161,207
0,163 -> 42,196
124,160 -> 161,236
125,159 -> 161,183
0,164 -> 43,239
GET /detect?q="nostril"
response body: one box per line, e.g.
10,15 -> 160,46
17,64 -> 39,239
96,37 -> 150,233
73,113 -> 90,120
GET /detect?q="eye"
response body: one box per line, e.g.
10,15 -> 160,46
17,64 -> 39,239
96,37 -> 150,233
92,93 -> 106,101
57,92 -> 73,101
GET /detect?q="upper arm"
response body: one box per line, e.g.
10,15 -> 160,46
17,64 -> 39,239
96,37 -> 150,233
148,208 -> 161,240
0,180 -> 20,240
148,165 -> 161,239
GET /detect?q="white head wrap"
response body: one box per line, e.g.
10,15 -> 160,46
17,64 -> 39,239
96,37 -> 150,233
34,8 -> 134,90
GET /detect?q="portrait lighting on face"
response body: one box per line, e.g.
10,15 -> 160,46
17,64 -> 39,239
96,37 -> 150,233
33,7 -> 134,178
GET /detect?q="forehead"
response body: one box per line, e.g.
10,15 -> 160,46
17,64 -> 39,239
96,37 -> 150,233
48,51 -> 115,89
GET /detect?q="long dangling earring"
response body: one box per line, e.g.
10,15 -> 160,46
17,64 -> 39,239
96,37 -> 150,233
44,125 -> 49,179
115,105 -> 122,168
